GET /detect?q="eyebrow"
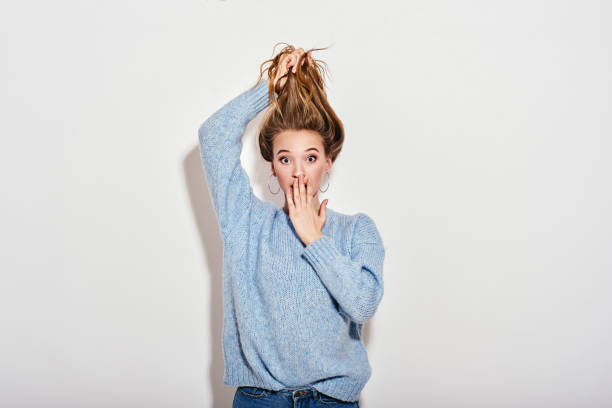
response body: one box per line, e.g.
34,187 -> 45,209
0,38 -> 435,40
276,147 -> 320,156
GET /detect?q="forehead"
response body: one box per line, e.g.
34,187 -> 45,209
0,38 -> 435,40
273,129 -> 324,153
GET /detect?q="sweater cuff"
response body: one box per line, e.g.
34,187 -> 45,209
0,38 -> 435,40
246,79 -> 271,114
301,235 -> 343,271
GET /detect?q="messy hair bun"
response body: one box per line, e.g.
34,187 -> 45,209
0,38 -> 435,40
252,42 -> 345,164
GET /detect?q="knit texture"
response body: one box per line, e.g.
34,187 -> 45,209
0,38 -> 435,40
197,79 -> 386,402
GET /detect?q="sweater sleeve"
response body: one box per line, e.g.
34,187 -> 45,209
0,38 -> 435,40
197,79 -> 270,242
301,213 -> 386,324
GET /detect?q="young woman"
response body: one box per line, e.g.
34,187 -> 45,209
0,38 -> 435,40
198,44 -> 386,408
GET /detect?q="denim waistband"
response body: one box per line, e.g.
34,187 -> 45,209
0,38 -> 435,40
270,386 -> 319,399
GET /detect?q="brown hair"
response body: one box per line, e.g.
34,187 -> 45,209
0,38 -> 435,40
250,42 -> 345,164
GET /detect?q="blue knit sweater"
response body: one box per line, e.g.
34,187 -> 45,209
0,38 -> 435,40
197,79 -> 386,402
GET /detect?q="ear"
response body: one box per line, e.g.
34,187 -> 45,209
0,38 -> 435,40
326,155 -> 333,173
270,161 -> 276,177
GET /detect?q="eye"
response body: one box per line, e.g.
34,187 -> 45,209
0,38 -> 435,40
279,157 -> 289,164
307,155 -> 317,162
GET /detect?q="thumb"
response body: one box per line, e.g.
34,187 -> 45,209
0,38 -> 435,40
319,199 -> 328,219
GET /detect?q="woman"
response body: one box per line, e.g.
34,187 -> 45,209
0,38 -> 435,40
198,43 -> 386,408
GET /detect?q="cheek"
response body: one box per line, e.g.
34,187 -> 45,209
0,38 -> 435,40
279,171 -> 292,183
306,172 -> 323,188
311,170 -> 324,183
275,170 -> 293,190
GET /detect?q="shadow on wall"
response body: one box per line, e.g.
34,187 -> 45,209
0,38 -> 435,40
183,146 -> 231,406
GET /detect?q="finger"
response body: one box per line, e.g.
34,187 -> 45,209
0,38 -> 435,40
305,176 -> 311,206
319,199 -> 328,219
283,53 -> 292,73
281,53 -> 291,72
292,178 -> 300,208
298,175 -> 306,205
275,57 -> 290,88
292,50 -> 304,73
297,175 -> 304,206
286,185 -> 295,211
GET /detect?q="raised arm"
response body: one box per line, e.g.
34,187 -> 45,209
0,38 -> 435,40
198,79 -> 270,242
301,213 -> 386,324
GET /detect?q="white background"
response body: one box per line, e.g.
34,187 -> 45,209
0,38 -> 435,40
1,1 -> 611,407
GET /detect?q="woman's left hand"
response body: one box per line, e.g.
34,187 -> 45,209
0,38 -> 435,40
287,174 -> 328,246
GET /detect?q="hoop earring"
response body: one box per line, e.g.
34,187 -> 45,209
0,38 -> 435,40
319,172 -> 330,193
268,173 -> 281,195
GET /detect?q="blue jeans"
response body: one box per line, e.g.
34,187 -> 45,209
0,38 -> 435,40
232,385 -> 360,407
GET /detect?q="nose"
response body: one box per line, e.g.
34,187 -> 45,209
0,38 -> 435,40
292,166 -> 305,180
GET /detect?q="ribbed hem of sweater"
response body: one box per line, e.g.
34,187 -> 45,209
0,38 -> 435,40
312,378 -> 366,403
243,79 -> 270,123
223,363 -> 282,392
223,364 -> 366,402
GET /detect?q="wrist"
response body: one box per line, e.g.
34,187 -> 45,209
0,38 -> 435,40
305,233 -> 324,246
